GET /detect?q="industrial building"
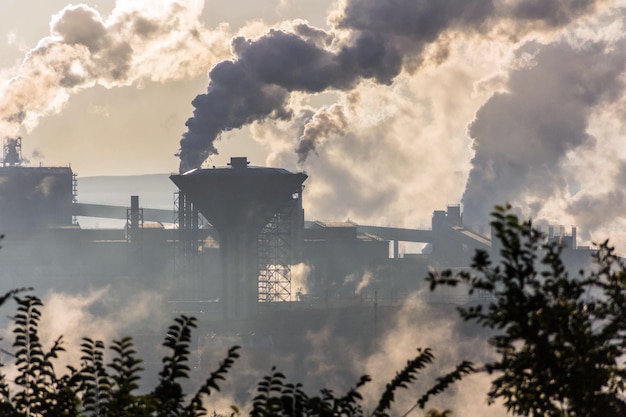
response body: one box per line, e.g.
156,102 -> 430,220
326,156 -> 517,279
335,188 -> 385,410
0,136 -> 601,394
0,138 -> 592,323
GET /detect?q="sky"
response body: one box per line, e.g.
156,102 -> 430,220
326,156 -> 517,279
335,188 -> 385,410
2,0 -> 626,250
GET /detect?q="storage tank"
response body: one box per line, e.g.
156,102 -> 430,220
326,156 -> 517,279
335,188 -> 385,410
170,157 -> 307,319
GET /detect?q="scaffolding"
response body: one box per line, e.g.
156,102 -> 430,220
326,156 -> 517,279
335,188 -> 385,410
173,191 -> 204,259
172,191 -> 206,300
72,173 -> 79,225
257,203 -> 294,303
2,137 -> 22,167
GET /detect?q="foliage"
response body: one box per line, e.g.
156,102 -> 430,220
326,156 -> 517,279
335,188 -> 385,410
12,203 -> 626,416
247,355 -> 471,417
429,205 -> 626,417
0,291 -> 464,417
3,294 -> 82,417
0,293 -> 240,417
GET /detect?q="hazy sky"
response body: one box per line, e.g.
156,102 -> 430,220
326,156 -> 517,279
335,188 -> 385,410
2,0 -> 626,249
0,0 -> 331,176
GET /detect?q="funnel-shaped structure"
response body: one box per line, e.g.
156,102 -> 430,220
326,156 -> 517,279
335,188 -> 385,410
170,157 -> 307,319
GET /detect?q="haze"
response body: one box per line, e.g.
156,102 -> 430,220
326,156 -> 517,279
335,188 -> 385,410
2,2 -> 626,415
1,0 -> 626,245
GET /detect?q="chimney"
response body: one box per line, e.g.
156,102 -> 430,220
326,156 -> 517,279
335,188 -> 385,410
229,157 -> 249,169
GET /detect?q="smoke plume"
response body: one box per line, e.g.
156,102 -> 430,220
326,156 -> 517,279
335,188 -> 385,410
3,0 -> 623,239
296,104 -> 349,164
462,38 -> 626,226
0,0 -> 231,139
178,0 -> 609,172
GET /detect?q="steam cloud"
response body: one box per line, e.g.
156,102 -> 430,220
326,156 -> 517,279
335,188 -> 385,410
3,0 -> 623,242
178,0 -> 609,172
0,0 -> 231,138
5,1 -> 626,412
462,38 -> 626,226
296,104 -> 349,164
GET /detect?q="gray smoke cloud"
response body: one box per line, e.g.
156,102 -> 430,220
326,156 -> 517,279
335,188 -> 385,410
566,161 -> 626,238
462,38 -> 626,226
296,104 -> 348,165
339,0 -> 494,39
504,0 -> 604,28
177,25 -> 400,171
178,0 -> 609,172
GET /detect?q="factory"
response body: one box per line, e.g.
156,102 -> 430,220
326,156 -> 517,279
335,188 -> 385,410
0,137 -> 589,323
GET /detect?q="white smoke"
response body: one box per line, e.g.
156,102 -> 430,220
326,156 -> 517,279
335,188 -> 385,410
249,1 -> 626,249
358,293 -> 506,416
353,270 -> 373,295
291,262 -> 312,298
0,287 -> 166,392
0,0 -> 233,138
4,0 -> 626,246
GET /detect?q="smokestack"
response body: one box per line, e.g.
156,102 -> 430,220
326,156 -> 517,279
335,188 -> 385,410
126,195 -> 143,243
228,157 -> 250,169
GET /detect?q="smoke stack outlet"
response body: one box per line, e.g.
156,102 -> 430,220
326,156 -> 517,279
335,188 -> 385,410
170,157 -> 307,320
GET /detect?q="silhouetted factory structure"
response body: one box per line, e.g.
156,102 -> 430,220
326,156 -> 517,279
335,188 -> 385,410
0,138 -> 591,321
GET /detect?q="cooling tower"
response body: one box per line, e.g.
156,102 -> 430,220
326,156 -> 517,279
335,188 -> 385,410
170,157 -> 307,319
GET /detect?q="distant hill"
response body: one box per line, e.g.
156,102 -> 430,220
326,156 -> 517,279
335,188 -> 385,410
78,173 -> 177,210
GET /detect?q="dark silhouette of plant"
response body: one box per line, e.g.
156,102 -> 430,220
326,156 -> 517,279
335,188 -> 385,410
0,293 -> 241,417
423,410 -> 452,417
105,336 -> 150,416
153,315 -> 196,417
183,345 -> 240,417
374,348 -> 472,417
10,295 -> 82,417
152,314 -> 242,417
0,287 -> 467,417
247,350 -> 470,417
248,367 -> 373,417
429,205 -> 626,417
373,348 -> 435,416
80,338 -> 110,417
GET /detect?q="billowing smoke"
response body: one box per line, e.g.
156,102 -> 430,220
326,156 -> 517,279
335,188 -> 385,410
178,0 -> 609,172
3,1 -> 620,239
566,161 -> 626,238
0,0 -> 231,138
177,24 -> 399,171
0,288 -> 167,391
462,38 -> 626,227
296,104 -> 348,164
291,262 -> 312,297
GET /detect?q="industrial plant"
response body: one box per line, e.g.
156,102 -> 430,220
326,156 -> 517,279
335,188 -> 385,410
0,137 -> 592,322
0,134 -> 598,394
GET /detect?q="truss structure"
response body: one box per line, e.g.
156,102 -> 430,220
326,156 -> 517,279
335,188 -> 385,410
72,173 -> 78,225
174,191 -> 203,258
257,204 -> 294,303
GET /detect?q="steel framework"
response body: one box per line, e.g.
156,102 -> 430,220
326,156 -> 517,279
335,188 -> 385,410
72,173 -> 79,225
257,203 -> 294,302
126,195 -> 144,243
174,191 -> 202,257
